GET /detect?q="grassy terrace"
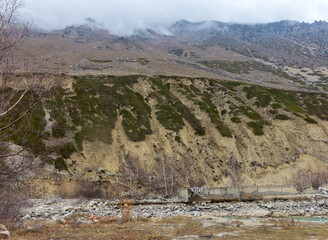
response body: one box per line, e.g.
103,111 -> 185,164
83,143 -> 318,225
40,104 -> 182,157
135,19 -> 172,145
1,75 -> 327,170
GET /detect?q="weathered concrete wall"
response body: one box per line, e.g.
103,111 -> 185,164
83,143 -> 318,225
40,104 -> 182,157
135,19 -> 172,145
180,185 -> 300,201
226,187 -> 240,196
178,188 -> 189,201
239,186 -> 259,199
208,188 -> 227,196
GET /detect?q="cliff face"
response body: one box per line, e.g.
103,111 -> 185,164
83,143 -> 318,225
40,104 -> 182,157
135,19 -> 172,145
16,75 -> 328,197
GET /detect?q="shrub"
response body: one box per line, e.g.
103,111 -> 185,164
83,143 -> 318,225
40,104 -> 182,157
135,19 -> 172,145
275,114 -> 290,120
247,121 -> 264,135
0,185 -> 27,224
231,117 -> 241,123
304,117 -> 318,124
57,143 -> 76,159
271,103 -> 282,109
54,157 -> 68,171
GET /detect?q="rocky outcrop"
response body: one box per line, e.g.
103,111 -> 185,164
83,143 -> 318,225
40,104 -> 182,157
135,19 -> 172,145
170,20 -> 328,67
61,18 -> 112,43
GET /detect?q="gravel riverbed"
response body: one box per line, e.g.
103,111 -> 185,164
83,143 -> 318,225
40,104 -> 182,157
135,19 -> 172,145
22,195 -> 328,223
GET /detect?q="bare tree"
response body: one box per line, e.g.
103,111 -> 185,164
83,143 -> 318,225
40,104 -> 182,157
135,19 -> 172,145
0,0 -> 28,61
293,169 -> 328,192
119,153 -> 149,198
0,0 -> 62,224
222,157 -> 244,187
0,0 -> 57,182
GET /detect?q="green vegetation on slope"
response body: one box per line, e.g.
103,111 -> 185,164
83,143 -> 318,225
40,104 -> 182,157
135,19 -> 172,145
45,88 -> 72,138
2,75 -> 327,172
150,78 -> 205,136
68,75 -> 152,148
174,79 -> 232,137
0,89 -> 47,155
219,79 -> 328,120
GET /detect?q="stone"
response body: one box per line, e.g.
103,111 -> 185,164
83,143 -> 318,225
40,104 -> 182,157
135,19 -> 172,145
317,199 -> 326,206
77,219 -> 93,225
272,211 -> 286,218
289,210 -> 300,216
0,230 -> 10,239
57,217 -> 66,224
0,225 -> 7,231
305,212 -> 312,217
244,209 -> 271,217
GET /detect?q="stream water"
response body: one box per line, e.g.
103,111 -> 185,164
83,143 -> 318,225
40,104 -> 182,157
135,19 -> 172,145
223,216 -> 328,223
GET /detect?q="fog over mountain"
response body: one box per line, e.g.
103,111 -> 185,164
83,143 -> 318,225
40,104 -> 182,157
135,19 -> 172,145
25,0 -> 328,35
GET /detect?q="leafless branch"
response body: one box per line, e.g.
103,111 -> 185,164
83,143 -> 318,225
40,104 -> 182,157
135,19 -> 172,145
0,93 -> 43,131
0,89 -> 27,118
0,0 -> 61,184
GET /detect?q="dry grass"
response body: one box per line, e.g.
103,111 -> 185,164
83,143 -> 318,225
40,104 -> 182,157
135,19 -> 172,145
270,217 -> 299,230
10,215 -> 328,240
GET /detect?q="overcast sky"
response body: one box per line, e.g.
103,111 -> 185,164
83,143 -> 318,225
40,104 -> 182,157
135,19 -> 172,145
24,0 -> 328,35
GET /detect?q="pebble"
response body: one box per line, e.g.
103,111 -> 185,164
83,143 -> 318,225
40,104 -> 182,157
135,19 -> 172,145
20,196 -> 328,222
0,230 -> 10,239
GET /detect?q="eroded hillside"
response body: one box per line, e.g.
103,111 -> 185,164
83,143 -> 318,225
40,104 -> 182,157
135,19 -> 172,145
16,20 -> 328,93
5,75 -> 327,197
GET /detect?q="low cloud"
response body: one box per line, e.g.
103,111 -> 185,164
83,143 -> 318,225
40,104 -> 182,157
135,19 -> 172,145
25,0 -> 328,35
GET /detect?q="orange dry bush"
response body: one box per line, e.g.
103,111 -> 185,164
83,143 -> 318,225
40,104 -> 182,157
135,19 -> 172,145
98,215 -> 119,224
119,197 -> 134,223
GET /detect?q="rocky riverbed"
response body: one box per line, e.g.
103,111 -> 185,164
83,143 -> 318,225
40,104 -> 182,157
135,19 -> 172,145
22,195 -> 328,224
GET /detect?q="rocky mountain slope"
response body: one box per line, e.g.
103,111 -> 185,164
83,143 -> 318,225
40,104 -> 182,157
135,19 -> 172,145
5,20 -> 328,197
170,20 -> 328,67
15,19 -> 328,93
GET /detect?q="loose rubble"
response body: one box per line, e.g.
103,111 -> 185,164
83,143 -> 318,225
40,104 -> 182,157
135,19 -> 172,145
21,195 -> 328,225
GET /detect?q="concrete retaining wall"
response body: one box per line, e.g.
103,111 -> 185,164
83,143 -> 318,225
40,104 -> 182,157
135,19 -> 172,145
180,185 -> 299,201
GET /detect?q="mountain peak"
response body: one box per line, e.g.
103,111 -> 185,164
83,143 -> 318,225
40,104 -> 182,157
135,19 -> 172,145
61,19 -> 110,43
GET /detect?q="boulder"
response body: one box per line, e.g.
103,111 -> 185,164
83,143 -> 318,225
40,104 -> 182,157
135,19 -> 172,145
299,209 -> 305,215
0,225 -> 9,238
317,199 -> 326,206
244,209 -> 271,217
0,229 -> 9,239
305,212 -> 312,217
272,211 -> 287,218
